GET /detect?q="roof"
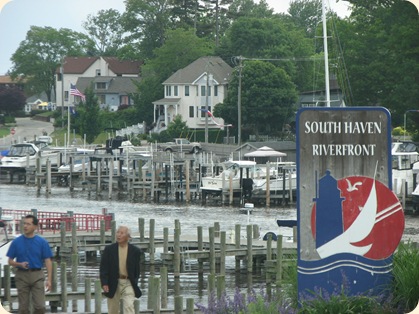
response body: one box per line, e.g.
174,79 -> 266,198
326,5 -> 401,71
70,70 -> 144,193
103,57 -> 142,75
152,98 -> 181,105
0,75 -> 24,84
60,57 -> 142,75
62,57 -> 99,74
76,76 -> 141,94
236,141 -> 296,152
164,56 -> 232,85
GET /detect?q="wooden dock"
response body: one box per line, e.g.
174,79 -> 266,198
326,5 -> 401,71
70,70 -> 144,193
0,216 -> 297,313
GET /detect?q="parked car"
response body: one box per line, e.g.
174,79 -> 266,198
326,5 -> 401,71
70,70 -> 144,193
159,138 -> 202,154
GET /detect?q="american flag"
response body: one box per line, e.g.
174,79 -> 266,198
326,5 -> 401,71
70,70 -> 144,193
70,83 -> 86,101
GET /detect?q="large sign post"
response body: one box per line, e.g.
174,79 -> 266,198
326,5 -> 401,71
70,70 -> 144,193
297,107 -> 405,298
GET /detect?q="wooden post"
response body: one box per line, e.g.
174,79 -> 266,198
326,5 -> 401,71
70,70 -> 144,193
85,278 -> 92,313
100,220 -> 105,244
247,224 -> 253,272
149,219 -> 155,264
220,231 -> 226,276
71,222 -> 77,253
71,254 -> 78,312
50,262 -> 58,312
207,273 -> 215,302
235,224 -> 241,271
94,279 -> 102,314
160,266 -> 168,309
174,228 -> 180,277
61,262 -> 68,312
60,221 -> 66,251
198,226 -> 203,274
163,227 -> 169,254
209,227 -> 215,275
214,222 -> 220,238
185,161 -> 190,202
3,265 -> 11,306
276,234 -> 283,289
186,298 -> 195,314
217,275 -> 225,299
174,295 -> 183,314
229,172 -> 233,205
148,276 -> 160,314
138,218 -> 145,241
108,157 -> 114,199
46,159 -> 51,194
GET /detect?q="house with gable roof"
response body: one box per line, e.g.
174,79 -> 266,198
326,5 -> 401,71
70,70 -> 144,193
56,57 -> 142,111
152,56 -> 232,133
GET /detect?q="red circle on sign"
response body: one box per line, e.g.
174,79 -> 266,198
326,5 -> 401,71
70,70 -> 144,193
310,176 -> 405,260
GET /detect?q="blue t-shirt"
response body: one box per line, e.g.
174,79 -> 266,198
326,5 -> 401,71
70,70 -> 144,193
6,235 -> 53,269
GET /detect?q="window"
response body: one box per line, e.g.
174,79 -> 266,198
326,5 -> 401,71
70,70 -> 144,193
64,91 -> 68,101
96,69 -> 101,76
208,86 -> 211,96
166,85 -> 171,96
214,85 -> 218,96
185,86 -> 190,96
201,86 -> 206,96
189,106 -> 194,118
174,86 -> 178,96
96,82 -> 106,89
98,95 -> 105,104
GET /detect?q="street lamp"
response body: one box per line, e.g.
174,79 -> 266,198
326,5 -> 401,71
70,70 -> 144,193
403,109 -> 419,141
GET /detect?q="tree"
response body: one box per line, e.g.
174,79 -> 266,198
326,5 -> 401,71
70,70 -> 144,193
134,28 -> 214,126
123,0 -> 173,60
214,60 -> 297,139
0,88 -> 26,114
217,17 -> 315,91
10,26 -> 94,102
74,87 -> 101,144
82,9 -> 125,56
287,0 -> 322,38
335,0 -> 419,125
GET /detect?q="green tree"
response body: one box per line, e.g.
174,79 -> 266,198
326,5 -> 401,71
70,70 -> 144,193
134,28 -> 214,126
214,60 -> 297,139
123,0 -> 173,60
82,9 -> 125,56
165,114 -> 190,138
10,26 -> 93,102
74,87 -> 101,143
287,0 -> 322,38
0,88 -> 26,114
336,0 -> 419,125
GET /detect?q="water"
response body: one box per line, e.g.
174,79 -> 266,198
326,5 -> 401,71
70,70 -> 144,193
0,184 -> 297,311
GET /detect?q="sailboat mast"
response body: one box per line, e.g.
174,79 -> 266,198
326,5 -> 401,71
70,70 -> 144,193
322,0 -> 331,107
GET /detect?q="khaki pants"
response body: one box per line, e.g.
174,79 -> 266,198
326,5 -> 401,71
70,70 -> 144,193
107,278 -> 136,314
15,270 -> 46,314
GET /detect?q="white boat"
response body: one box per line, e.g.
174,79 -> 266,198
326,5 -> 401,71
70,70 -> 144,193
201,160 -> 259,193
0,141 -> 60,170
252,162 -> 297,195
392,141 -> 419,196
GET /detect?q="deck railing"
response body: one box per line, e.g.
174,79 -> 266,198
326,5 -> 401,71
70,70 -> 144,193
0,207 -> 113,234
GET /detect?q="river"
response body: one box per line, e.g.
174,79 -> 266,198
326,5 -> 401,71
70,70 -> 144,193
0,183 -> 297,312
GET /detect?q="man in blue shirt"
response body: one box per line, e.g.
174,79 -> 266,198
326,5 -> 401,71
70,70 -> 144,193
7,214 -> 53,314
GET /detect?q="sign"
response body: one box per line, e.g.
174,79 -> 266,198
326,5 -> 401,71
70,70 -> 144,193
10,128 -> 15,135
296,107 -> 404,298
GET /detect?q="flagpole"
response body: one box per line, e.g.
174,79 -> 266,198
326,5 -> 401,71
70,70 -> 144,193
67,104 -> 70,147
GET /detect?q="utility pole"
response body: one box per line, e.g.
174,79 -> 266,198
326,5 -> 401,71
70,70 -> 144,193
237,56 -> 243,146
322,0 -> 331,107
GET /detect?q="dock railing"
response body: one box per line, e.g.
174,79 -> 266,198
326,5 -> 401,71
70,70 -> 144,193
0,207 -> 113,234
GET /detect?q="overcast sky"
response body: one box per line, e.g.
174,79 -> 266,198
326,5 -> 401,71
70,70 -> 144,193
0,0 -> 351,75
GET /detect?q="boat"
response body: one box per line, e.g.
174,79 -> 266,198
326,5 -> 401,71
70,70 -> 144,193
0,141 -> 60,171
200,160 -> 259,194
391,141 -> 419,197
252,162 -> 297,196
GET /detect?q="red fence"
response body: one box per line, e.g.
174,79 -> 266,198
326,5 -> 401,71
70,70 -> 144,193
0,208 -> 113,234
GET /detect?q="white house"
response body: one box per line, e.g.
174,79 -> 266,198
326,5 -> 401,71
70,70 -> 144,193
152,56 -> 232,133
56,56 -> 142,110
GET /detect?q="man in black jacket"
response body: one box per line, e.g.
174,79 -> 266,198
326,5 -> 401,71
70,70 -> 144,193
100,226 -> 142,314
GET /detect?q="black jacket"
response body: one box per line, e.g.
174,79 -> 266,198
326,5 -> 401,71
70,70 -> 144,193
100,242 -> 142,298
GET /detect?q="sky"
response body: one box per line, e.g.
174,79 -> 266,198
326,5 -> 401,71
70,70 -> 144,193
0,0 -> 351,75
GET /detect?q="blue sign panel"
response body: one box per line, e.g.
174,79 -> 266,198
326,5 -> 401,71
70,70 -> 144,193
297,107 -> 405,298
